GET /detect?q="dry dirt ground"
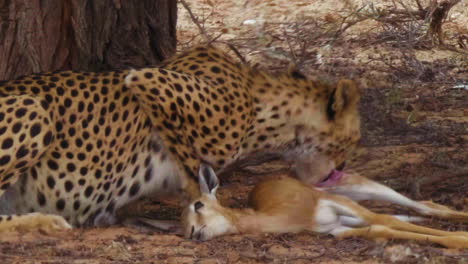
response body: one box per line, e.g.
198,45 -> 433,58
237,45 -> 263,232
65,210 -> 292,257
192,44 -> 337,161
1,0 -> 467,263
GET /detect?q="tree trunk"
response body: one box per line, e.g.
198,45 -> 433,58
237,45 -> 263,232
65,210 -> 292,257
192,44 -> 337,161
0,0 -> 177,80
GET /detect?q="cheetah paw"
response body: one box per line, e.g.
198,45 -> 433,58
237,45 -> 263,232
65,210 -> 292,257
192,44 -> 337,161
0,213 -> 72,233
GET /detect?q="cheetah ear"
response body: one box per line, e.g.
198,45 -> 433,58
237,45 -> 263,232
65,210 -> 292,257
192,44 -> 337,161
327,79 -> 360,121
287,64 -> 307,80
198,163 -> 219,197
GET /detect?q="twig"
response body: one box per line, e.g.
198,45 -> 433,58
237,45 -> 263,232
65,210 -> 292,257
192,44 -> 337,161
208,32 -> 224,44
283,27 -> 298,64
333,5 -> 369,40
415,0 -> 424,11
179,0 -> 211,42
225,43 -> 248,64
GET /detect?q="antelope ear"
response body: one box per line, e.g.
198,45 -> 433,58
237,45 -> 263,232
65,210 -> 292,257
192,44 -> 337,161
326,79 -> 360,121
198,164 -> 219,196
287,64 -> 307,80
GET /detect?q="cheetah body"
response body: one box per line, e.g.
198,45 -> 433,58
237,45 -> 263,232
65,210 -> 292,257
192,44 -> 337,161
0,45 -> 361,228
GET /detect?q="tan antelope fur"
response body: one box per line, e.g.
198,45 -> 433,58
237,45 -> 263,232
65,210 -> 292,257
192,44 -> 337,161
182,164 -> 468,248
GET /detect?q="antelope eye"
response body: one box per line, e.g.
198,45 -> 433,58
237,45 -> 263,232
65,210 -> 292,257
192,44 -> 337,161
194,201 -> 204,211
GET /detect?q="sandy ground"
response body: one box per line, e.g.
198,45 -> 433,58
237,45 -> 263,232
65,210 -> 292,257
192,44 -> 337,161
1,0 -> 467,263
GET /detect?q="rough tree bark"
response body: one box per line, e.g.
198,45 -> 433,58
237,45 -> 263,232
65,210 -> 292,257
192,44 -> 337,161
0,0 -> 177,80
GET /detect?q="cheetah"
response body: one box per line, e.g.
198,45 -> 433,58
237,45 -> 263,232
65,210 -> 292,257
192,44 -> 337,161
0,45 -> 361,231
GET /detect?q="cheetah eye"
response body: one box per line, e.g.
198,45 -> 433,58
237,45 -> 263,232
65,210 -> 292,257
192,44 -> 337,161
194,201 -> 204,211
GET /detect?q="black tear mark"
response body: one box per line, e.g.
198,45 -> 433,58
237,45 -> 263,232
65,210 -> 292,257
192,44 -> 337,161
326,89 -> 336,121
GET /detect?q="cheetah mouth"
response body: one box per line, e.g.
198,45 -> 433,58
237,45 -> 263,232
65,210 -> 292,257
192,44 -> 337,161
316,169 -> 345,187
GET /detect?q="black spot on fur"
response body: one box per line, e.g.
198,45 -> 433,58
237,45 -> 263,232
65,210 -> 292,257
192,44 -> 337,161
12,122 -> 22,133
43,131 -> 54,146
65,181 -> 74,192
144,72 -> 154,79
15,108 -> 27,118
30,123 -> 41,137
85,186 -> 94,198
326,89 -> 337,121
47,160 -> 59,170
1,138 -> 13,149
144,166 -> 153,182
37,192 -> 46,206
0,155 -> 10,166
129,182 -> 140,197
211,66 -> 221,73
16,146 -> 29,159
47,176 -> 56,188
56,199 -> 65,211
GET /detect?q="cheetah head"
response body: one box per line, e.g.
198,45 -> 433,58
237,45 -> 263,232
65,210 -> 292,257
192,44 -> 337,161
237,70 -> 361,185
